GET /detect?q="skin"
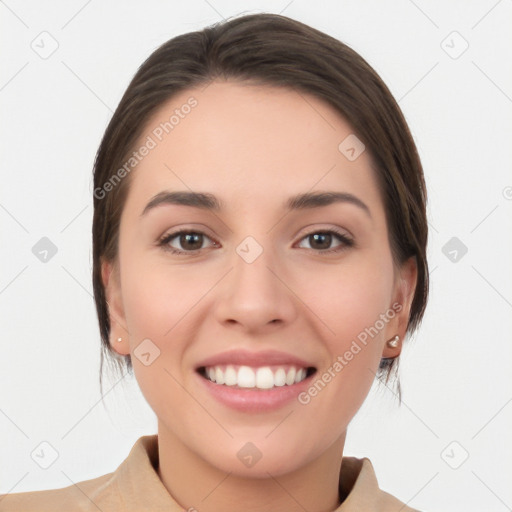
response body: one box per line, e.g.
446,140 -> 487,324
102,80 -> 417,512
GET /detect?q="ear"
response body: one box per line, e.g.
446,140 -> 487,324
381,256 -> 418,359
101,258 -> 130,356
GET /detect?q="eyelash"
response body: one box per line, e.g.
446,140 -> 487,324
157,228 -> 355,255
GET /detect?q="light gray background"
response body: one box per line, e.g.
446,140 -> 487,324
1,1 -> 511,511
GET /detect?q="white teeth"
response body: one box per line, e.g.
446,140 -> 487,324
238,366 -> 255,388
295,368 -> 306,383
256,367 -> 274,389
285,367 -> 296,386
203,365 -> 310,389
274,368 -> 286,386
224,365 -> 237,386
215,367 -> 225,385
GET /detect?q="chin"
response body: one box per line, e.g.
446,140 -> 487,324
198,435 -> 319,479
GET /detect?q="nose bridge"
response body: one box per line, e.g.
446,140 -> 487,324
234,236 -> 276,294
215,234 -> 297,329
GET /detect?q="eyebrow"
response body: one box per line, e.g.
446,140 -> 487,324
141,191 -> 221,216
140,190 -> 371,218
286,191 -> 371,218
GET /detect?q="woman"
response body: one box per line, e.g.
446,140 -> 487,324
1,12 -> 428,511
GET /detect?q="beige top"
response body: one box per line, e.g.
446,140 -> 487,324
0,435 -> 419,511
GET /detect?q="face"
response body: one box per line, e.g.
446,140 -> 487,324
102,80 -> 417,477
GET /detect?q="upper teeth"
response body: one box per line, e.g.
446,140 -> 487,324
205,365 -> 308,389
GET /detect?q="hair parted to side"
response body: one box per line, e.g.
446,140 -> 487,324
92,12 -> 428,403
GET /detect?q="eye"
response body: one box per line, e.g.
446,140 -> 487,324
157,228 -> 354,255
296,229 -> 354,253
158,230 -> 218,254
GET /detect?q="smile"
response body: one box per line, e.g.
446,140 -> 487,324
194,349 -> 318,411
198,365 -> 316,390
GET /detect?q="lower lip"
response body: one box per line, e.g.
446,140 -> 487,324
196,371 -> 315,413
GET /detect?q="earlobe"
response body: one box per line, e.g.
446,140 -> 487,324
386,335 -> 400,348
383,334 -> 402,359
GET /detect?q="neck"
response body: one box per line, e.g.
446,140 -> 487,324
156,421 -> 347,512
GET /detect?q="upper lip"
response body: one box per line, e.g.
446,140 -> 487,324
195,349 -> 316,369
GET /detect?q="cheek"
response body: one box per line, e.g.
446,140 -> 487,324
118,258 -> 206,417
119,254 -> 219,399
121,254 -> 210,342
295,253 -> 395,347
292,259 -> 394,439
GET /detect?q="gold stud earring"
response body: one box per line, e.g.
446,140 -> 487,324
386,335 -> 400,348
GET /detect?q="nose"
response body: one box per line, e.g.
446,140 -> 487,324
213,242 -> 298,333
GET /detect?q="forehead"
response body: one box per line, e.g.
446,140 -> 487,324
124,80 -> 383,218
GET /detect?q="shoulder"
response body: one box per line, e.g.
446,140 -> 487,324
375,487 -> 421,512
0,435 -> 165,512
0,471 -> 118,512
339,456 -> 422,512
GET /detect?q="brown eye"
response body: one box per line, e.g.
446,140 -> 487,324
297,230 -> 354,253
308,233 -> 333,250
177,232 -> 204,250
158,231 -> 217,254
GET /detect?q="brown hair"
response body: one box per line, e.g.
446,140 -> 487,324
92,12 -> 428,403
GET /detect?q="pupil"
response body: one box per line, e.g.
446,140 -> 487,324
181,233 -> 202,250
310,233 -> 331,249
